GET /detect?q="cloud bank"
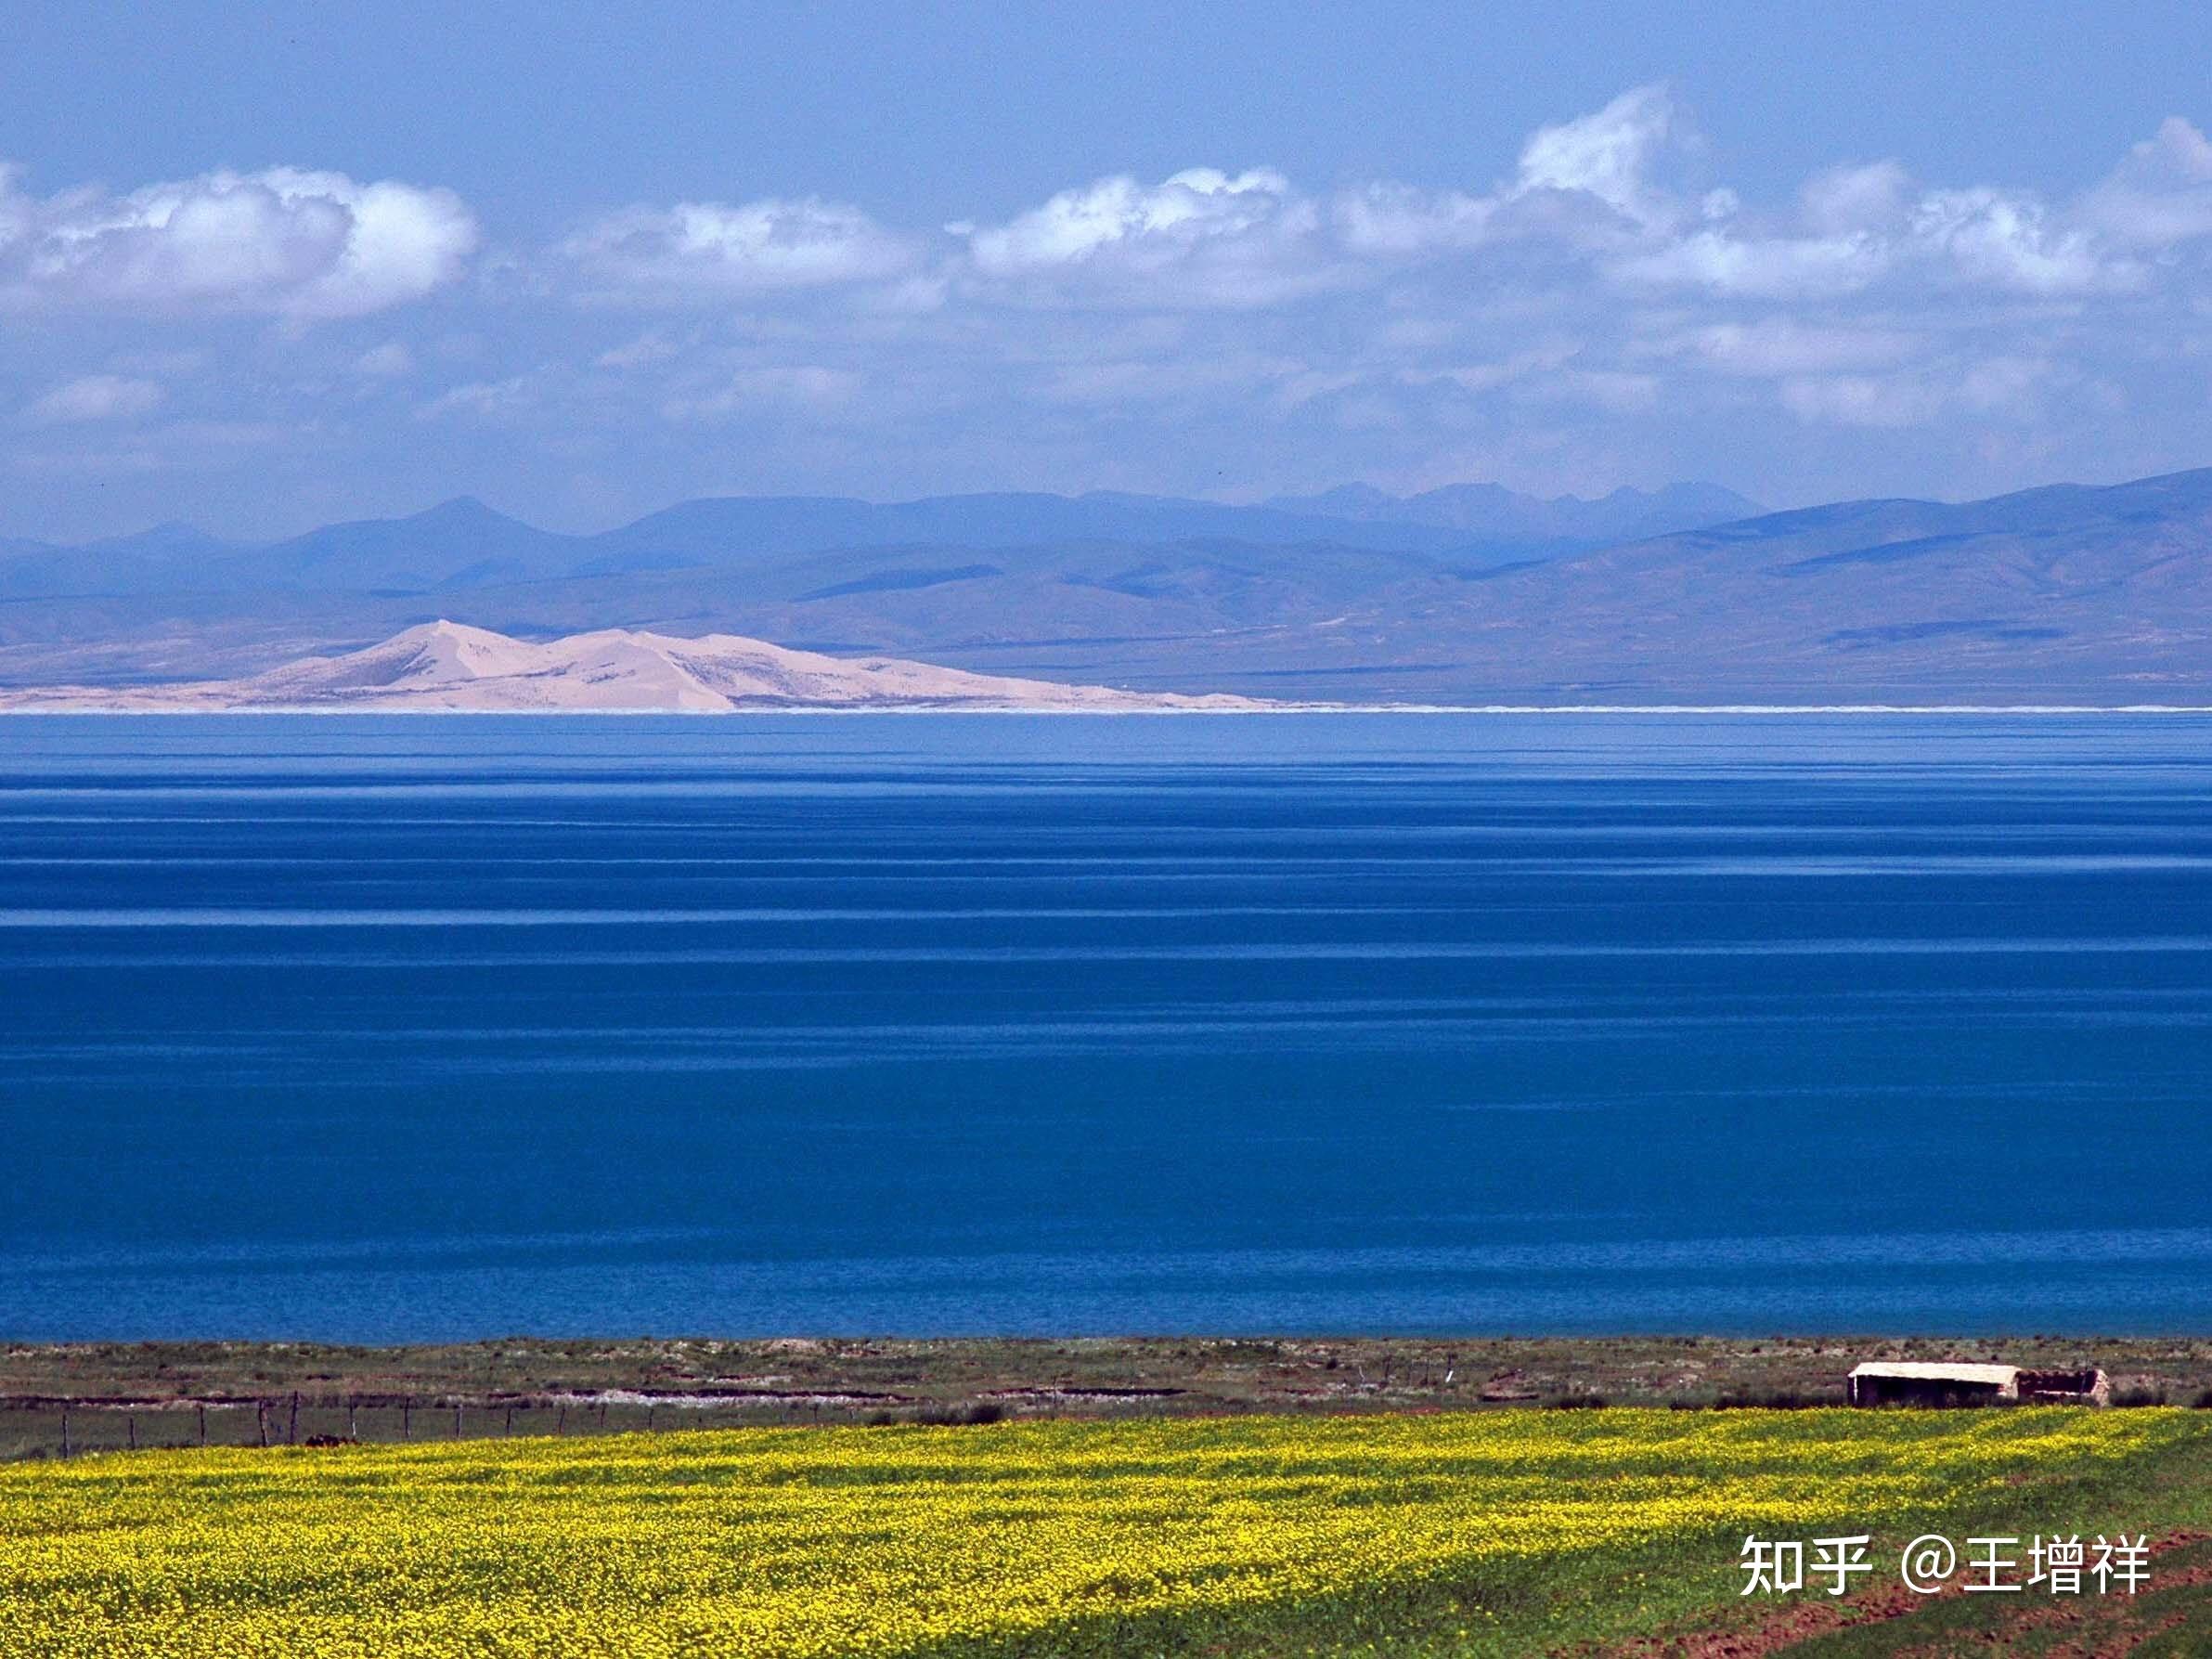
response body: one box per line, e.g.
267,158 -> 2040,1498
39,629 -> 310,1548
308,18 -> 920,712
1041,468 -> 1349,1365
0,165 -> 477,318
7,86 -> 2212,537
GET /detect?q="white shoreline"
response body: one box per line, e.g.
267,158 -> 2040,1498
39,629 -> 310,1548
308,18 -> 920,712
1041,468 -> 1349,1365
4,702 -> 2212,717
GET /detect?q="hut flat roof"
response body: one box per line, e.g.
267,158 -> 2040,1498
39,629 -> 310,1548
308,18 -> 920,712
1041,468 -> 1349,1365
1848,1362 -> 2019,1385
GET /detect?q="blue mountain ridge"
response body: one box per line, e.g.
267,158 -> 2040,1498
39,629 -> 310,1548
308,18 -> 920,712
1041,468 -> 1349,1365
3,468 -> 2209,704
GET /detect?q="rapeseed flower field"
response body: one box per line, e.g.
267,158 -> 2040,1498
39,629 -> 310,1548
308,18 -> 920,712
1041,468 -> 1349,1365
0,1408 -> 2197,1657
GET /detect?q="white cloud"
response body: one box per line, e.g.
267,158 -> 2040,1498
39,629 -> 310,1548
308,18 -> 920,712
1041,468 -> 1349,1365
948,91 -> 2193,318
353,342 -> 415,378
22,374 -> 165,426
1334,84 -> 1686,261
1801,162 -> 1913,235
1617,227 -> 1889,296
17,90 -> 2212,530
0,163 -> 476,318
1779,372 -> 1945,428
1522,368 -> 1662,412
1618,140 -> 2154,302
1035,352 -> 1306,408
971,167 -> 1294,270
1334,182 -> 1504,255
1392,343 -> 1581,395
2083,116 -> 2212,247
661,365 -> 860,421
1512,84 -> 1678,226
1959,355 -> 2057,412
1618,188 -> 2128,299
963,167 -> 1342,305
1662,318 -> 1920,377
559,198 -> 914,296
594,333 -> 680,371
1909,188 -> 2120,295
1778,357 -> 2057,429
416,374 -> 542,422
958,93 -> 1684,301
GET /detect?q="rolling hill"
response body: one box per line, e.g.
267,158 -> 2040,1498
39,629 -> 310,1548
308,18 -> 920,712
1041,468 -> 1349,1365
0,621 -> 1264,712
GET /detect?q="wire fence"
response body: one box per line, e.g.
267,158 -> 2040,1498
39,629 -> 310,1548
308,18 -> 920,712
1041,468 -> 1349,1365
0,1392 -> 939,1462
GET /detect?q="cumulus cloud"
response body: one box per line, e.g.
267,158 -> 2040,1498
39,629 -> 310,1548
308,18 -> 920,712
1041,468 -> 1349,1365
1801,162 -> 1914,235
0,163 -> 476,318
1512,84 -> 1679,226
939,88 -> 2206,324
1618,160 -> 2137,300
2083,117 -> 2212,247
1909,188 -> 2117,294
17,88 -> 2212,529
1332,181 -> 1498,255
21,373 -> 165,426
962,167 -> 1344,305
958,84 -> 1689,302
413,91 -> 2212,469
558,198 -> 914,297
1616,228 -> 1889,297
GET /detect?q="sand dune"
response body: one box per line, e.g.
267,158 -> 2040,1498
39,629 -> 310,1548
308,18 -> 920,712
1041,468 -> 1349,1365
0,621 -> 1266,712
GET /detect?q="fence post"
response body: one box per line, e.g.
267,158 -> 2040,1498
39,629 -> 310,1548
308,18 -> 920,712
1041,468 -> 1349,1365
348,1400 -> 358,1439
504,1404 -> 514,1436
258,1403 -> 270,1448
59,1406 -> 70,1458
288,1391 -> 300,1445
198,1404 -> 208,1445
557,1405 -> 567,1435
127,1414 -> 136,1452
453,1402 -> 463,1440
402,1398 -> 412,1440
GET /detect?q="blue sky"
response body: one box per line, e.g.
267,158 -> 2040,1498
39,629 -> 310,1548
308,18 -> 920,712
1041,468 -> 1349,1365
6,0 -> 2212,539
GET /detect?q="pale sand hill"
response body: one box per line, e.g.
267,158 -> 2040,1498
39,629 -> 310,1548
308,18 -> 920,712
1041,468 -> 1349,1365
0,621 -> 1269,712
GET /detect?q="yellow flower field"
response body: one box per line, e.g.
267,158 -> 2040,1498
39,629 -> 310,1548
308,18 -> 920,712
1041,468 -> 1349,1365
0,1408 -> 2195,1657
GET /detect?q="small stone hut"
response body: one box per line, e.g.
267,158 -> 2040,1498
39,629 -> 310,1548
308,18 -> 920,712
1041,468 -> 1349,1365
1846,1361 -> 2110,1407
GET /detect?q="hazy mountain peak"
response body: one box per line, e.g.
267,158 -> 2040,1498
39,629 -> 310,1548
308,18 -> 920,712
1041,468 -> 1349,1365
82,520 -> 233,553
1264,479 -> 1765,540
405,496 -> 536,530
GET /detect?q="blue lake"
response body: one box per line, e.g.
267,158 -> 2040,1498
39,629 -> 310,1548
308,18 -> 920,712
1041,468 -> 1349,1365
1,713 -> 2208,1340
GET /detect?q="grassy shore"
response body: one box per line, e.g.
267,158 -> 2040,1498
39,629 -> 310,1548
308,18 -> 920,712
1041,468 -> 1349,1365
11,1340 -> 2212,1653
6,1406 -> 2211,1656
6,1333 -> 2210,1460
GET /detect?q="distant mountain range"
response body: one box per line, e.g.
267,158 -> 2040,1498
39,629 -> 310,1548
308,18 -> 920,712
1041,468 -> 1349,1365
0,480 -> 1763,600
2,469 -> 2208,704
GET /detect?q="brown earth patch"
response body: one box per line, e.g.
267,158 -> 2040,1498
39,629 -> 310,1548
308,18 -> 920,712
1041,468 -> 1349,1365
1605,1531 -> 2211,1658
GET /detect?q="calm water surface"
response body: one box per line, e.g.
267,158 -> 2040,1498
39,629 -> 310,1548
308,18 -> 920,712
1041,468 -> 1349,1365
1,713 -> 2207,1339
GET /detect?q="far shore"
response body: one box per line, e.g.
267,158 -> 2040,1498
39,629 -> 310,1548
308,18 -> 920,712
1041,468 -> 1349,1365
6,1334 -> 2209,1459
7,701 -> 2212,716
